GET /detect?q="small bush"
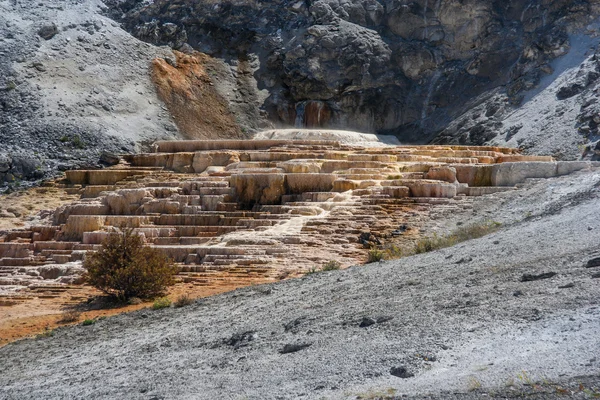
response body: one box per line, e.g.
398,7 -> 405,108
152,297 -> 171,310
71,135 -> 85,149
414,233 -> 447,254
174,294 -> 194,308
322,260 -> 341,271
58,310 -> 81,324
82,319 -> 95,326
383,244 -> 404,260
84,228 -> 177,301
367,248 -> 385,263
305,266 -> 319,276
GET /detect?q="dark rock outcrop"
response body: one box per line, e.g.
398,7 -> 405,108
110,0 -> 600,143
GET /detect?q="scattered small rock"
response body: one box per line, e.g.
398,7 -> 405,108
591,272 -> 600,279
390,366 -> 414,379
226,331 -> 257,349
284,317 -> 306,333
359,317 -> 376,328
280,342 -> 312,354
513,290 -> 524,297
38,23 -> 58,40
586,257 -> 600,268
455,257 -> 473,264
32,62 -> 46,72
520,272 -> 557,282
558,283 -> 575,289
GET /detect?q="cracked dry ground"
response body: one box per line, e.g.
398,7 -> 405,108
1,139 -> 596,345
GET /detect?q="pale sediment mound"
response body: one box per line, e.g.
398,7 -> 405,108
253,129 -> 401,147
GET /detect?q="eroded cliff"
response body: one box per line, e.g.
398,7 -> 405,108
112,0 -> 600,144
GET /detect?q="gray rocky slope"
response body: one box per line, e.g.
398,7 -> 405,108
0,0 -> 181,185
434,37 -> 600,161
2,169 -> 600,399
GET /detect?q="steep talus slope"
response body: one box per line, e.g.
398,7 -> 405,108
0,0 -> 180,184
0,0 -> 263,188
1,169 -> 599,399
111,0 -> 600,145
434,41 -> 600,160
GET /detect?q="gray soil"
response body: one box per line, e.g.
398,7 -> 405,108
2,170 -> 600,399
0,0 -> 179,186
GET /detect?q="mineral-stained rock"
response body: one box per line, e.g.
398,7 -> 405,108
230,174 -> 286,206
193,151 -> 240,173
426,166 -> 458,183
286,174 -> 335,194
60,216 -> 106,241
491,162 -> 559,187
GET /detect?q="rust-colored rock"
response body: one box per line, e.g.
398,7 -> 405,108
152,51 -> 246,140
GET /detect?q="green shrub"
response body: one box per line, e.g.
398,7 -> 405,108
383,244 -> 405,260
84,228 -> 177,301
322,260 -> 341,271
367,248 -> 385,263
71,135 -> 85,149
82,319 -> 95,326
152,297 -> 171,310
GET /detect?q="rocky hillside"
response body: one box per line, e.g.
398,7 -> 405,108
0,0 -> 176,185
0,0 -> 264,187
4,0 -> 600,183
112,0 -> 600,146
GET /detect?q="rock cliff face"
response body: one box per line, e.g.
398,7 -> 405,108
112,0 -> 600,143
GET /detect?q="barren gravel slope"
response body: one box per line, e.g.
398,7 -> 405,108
0,0 -> 179,185
1,170 -> 600,399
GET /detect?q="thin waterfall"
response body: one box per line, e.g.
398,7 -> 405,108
295,102 -> 306,128
421,70 -> 442,127
423,0 -> 429,40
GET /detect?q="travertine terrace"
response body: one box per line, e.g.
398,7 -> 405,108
0,140 -> 595,311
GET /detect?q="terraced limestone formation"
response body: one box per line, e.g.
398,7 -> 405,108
0,139 -> 596,312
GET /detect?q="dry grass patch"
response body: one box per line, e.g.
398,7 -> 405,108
174,294 -> 194,308
414,220 -> 501,254
58,310 -> 81,324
